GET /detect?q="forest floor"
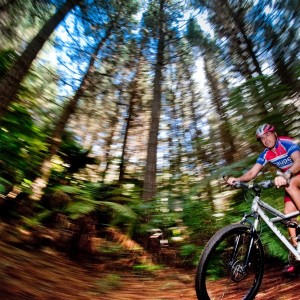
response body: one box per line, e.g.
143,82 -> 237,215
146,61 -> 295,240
1,222 -> 300,300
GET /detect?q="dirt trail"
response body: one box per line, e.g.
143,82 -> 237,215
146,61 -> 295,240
1,224 -> 300,299
100,266 -> 300,300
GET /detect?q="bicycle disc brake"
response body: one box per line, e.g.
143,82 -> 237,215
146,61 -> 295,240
230,260 -> 248,282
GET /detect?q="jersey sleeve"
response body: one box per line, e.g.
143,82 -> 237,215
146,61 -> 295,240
256,150 -> 267,166
287,144 -> 300,156
279,137 -> 300,156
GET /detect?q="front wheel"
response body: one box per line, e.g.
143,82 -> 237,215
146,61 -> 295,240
195,223 -> 264,300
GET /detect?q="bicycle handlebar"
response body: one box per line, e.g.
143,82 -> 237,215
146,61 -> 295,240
231,180 -> 274,190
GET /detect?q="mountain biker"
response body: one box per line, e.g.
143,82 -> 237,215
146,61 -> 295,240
226,124 -> 300,273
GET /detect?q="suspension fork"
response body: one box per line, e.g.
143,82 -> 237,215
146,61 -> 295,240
230,216 -> 259,269
243,234 -> 256,269
242,217 -> 260,269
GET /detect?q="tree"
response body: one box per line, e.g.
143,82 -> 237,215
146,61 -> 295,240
0,0 -> 80,118
192,0 -> 263,79
0,0 -> 52,51
251,1 -> 300,89
142,0 -> 167,202
118,38 -> 147,183
204,57 -> 236,164
187,19 -> 236,164
30,0 -> 140,200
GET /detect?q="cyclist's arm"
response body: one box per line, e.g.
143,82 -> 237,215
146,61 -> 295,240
275,150 -> 300,186
227,163 -> 263,185
274,151 -> 300,187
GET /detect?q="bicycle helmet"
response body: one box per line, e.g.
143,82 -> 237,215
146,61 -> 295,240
256,124 -> 275,139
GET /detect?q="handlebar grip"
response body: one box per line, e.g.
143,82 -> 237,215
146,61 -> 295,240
259,180 -> 274,188
232,181 -> 244,188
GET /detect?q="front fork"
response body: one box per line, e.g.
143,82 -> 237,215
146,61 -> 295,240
231,214 -> 260,274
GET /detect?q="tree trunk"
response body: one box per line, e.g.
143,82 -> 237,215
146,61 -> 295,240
119,90 -> 134,183
30,28 -> 113,200
0,0 -> 79,118
142,0 -> 166,202
119,40 -> 145,183
204,58 -> 236,164
223,0 -> 263,77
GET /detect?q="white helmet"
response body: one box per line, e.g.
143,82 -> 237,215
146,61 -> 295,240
256,124 -> 275,139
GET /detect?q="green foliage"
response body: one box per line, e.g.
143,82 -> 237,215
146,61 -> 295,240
23,210 -> 53,228
0,177 -> 13,194
57,131 -> 98,175
20,180 -> 143,240
98,240 -> 123,255
179,243 -> 202,266
186,18 -> 216,52
215,155 -> 258,178
229,74 -> 299,138
0,104 -> 47,188
183,197 -> 217,243
96,274 -> 121,293
0,49 -> 17,78
66,199 -> 99,219
132,264 -> 162,272
260,225 -> 288,261
142,0 -> 161,36
42,181 -> 139,234
180,243 -> 197,256
101,201 -> 137,221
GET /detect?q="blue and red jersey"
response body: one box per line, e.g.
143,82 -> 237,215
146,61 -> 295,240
256,136 -> 300,171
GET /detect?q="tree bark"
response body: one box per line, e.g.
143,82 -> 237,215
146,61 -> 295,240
204,58 -> 236,164
30,27 -> 113,200
142,0 -> 166,202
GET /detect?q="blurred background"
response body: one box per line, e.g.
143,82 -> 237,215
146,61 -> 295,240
0,0 -> 299,298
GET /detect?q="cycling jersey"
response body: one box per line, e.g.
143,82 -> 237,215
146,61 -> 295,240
256,136 -> 300,203
256,136 -> 300,171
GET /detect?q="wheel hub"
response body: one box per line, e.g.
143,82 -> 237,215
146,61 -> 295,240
230,260 -> 247,282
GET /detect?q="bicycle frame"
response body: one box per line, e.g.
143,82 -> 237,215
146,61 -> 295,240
246,195 -> 300,260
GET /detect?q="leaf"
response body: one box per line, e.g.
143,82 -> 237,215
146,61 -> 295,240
100,201 -> 137,220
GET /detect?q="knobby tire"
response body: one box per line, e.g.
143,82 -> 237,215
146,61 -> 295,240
195,223 -> 264,300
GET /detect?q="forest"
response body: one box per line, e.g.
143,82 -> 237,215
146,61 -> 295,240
0,0 -> 300,298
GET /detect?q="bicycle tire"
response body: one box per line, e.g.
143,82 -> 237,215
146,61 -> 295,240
195,223 -> 264,300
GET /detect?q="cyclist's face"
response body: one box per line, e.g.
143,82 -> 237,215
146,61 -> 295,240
260,131 -> 277,149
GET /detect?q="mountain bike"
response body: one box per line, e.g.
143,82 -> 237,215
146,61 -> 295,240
195,179 -> 300,300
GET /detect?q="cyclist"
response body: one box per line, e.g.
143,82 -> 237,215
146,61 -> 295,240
227,124 -> 300,273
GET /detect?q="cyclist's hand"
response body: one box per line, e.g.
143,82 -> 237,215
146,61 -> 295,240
226,177 -> 238,186
274,175 -> 288,188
